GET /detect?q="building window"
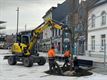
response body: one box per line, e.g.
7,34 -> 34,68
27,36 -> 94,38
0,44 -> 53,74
91,15 -> 95,27
64,33 -> 67,37
59,30 -> 61,36
101,11 -> 106,25
58,42 -> 60,52
101,34 -> 106,51
55,29 -> 57,36
91,36 -> 95,51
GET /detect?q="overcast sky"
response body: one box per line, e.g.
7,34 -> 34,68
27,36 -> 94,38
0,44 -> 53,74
0,0 -> 65,34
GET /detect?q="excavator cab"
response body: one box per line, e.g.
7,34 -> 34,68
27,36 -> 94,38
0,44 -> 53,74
16,34 -> 30,45
21,36 -> 29,45
16,34 -> 21,43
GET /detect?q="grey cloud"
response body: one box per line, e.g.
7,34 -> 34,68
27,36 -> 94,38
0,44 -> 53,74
0,0 -> 65,34
0,0 -> 65,8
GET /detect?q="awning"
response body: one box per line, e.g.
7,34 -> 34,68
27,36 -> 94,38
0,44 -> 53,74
0,21 -> 6,24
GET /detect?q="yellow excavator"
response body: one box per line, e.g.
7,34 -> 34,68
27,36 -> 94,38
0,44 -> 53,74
4,19 -> 62,67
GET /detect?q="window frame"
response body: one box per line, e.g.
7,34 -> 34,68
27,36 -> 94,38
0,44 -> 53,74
101,34 -> 106,51
91,36 -> 95,51
101,11 -> 106,26
91,14 -> 96,27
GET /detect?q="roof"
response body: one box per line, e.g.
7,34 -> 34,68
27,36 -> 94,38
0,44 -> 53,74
92,0 -> 107,9
95,0 -> 107,6
42,7 -> 56,19
20,30 -> 32,33
0,21 -> 6,29
0,21 -> 6,24
52,0 -> 73,23
42,0 -> 79,23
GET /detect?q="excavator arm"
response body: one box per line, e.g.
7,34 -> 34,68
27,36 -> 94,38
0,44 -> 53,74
27,19 -> 63,55
35,19 -> 62,33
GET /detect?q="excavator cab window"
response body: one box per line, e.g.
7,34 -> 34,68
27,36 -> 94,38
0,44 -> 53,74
21,36 -> 29,45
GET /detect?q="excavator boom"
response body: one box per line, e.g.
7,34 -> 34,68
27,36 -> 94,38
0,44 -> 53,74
28,19 -> 63,54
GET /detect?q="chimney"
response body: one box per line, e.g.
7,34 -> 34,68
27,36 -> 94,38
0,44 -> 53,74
57,3 -> 61,7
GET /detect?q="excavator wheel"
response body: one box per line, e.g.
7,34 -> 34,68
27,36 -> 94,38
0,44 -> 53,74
8,56 -> 17,65
23,57 -> 33,67
38,57 -> 46,65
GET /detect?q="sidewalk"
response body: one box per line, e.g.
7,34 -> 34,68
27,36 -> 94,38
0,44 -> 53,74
39,52 -> 107,63
0,49 -> 11,55
77,55 -> 107,63
1,51 -> 107,75
3,51 -> 107,63
39,52 -> 107,75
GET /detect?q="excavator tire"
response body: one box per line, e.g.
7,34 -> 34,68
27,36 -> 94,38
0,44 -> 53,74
38,57 -> 46,65
8,56 -> 17,65
23,57 -> 33,67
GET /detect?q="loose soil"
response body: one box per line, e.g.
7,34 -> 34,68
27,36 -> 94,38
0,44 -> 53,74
45,67 -> 93,77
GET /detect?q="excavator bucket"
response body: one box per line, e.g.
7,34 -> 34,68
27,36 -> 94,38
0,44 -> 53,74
54,24 -> 62,30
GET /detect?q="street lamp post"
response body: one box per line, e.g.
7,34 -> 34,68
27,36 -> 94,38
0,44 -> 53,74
16,7 -> 19,34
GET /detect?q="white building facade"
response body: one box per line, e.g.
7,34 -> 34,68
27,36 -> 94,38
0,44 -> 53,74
42,7 -> 63,53
88,1 -> 107,57
40,8 -> 53,52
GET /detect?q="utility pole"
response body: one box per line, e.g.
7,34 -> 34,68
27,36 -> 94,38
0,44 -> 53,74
71,0 -> 76,54
25,24 -> 27,32
85,1 -> 88,51
16,7 -> 19,34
